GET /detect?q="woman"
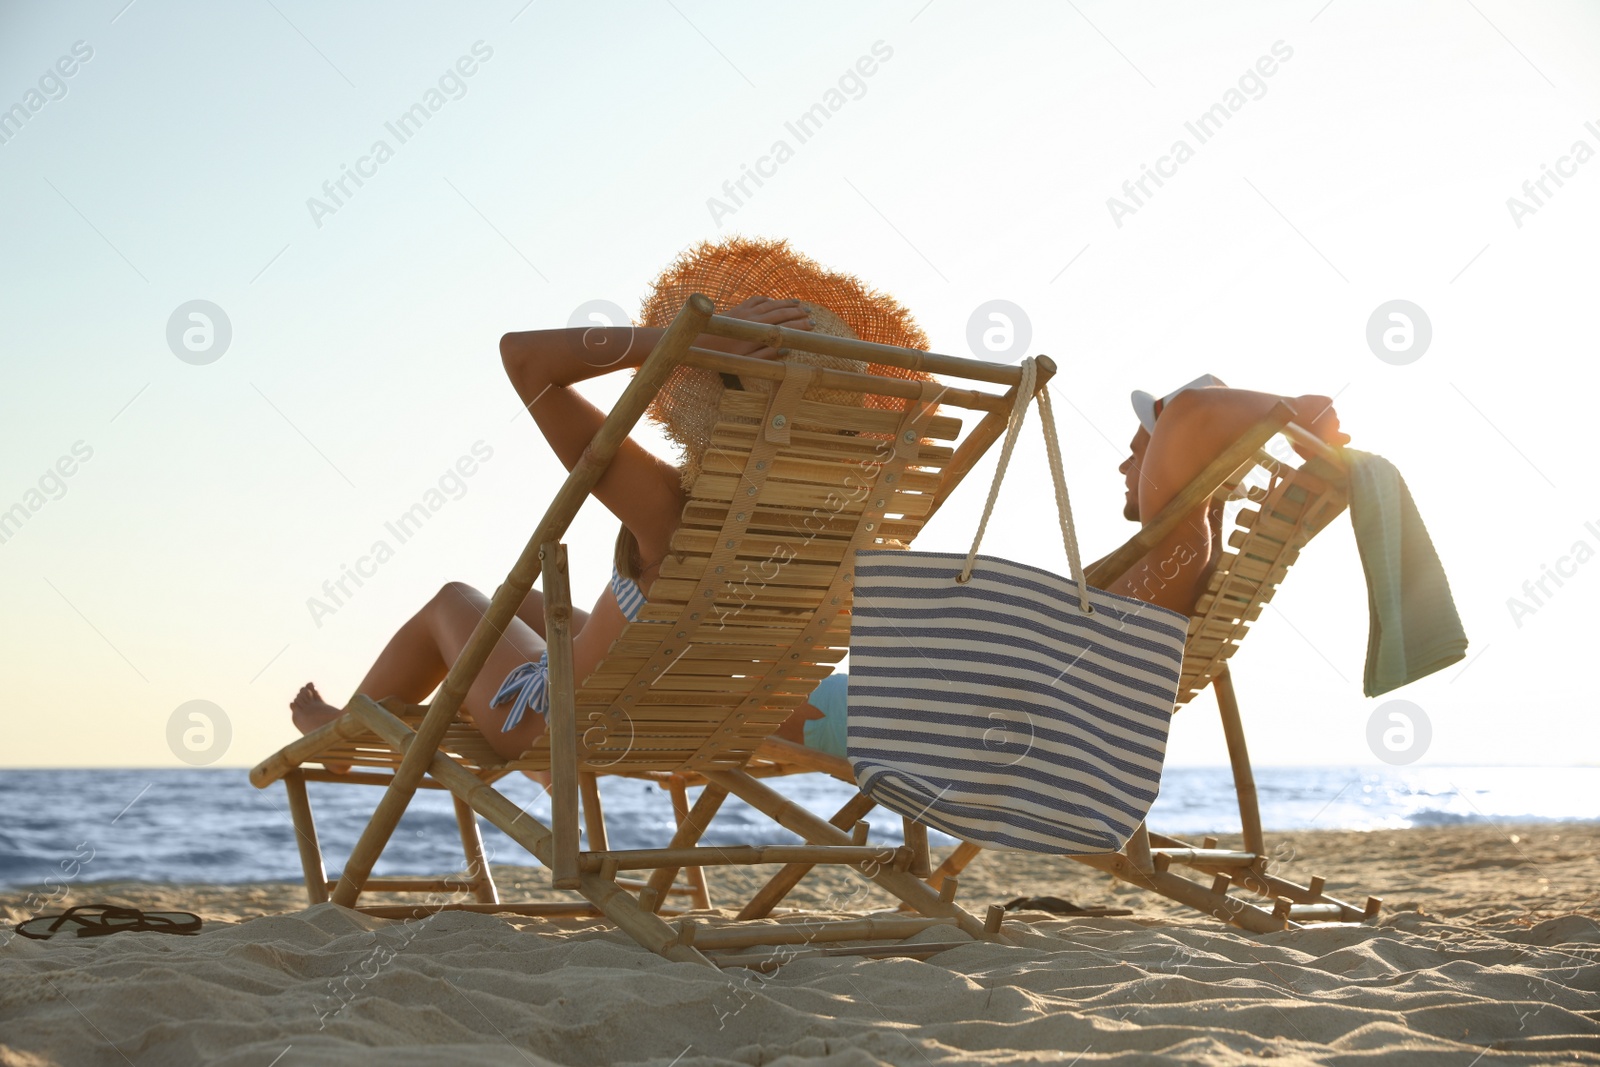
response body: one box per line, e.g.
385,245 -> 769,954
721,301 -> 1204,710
289,237 -> 930,763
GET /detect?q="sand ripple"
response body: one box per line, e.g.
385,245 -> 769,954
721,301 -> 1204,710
3,824 -> 1597,1065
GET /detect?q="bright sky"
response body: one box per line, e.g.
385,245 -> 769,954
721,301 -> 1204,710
3,1 -> 1596,773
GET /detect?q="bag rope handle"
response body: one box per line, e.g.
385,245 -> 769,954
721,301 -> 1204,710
958,357 -> 1093,613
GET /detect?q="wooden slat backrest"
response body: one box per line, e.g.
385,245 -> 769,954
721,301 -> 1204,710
248,300 -> 1038,792
506,369 -> 953,774
1176,452 -> 1348,704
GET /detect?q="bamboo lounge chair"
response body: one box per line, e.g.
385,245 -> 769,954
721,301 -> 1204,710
724,407 -> 1382,933
250,294 -> 1042,966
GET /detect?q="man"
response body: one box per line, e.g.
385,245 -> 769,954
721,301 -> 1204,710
781,375 -> 1351,753
1102,375 -> 1348,615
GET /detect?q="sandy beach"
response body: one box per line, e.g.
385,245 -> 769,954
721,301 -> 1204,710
3,822 -> 1597,1065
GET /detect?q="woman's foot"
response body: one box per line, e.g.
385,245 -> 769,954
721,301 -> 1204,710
290,683 -> 343,733
289,683 -> 351,773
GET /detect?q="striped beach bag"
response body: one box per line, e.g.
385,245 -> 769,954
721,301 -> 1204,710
847,359 -> 1189,854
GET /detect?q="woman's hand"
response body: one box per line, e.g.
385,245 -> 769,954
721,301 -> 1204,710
702,296 -> 814,360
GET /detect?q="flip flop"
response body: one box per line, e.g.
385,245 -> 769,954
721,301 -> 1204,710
14,904 -> 202,940
1002,895 -> 1133,917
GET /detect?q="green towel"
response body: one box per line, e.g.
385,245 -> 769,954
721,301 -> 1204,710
1344,450 -> 1468,696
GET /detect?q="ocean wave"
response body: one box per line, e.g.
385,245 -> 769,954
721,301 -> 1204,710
1401,808 -> 1585,828
2,766 -> 1596,887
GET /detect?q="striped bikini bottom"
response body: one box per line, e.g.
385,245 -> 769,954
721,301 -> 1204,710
491,653 -> 549,733
493,565 -> 644,734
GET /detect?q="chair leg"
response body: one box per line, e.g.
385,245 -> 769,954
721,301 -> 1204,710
330,727 -> 440,907
453,795 -> 499,905
927,841 -> 981,892
543,543 -> 583,890
637,783 -> 728,914
903,818 -> 931,878
1072,851 -> 1289,933
579,772 -> 608,851
739,792 -> 876,920
708,769 -> 998,942
1126,821 -> 1155,874
1214,667 -> 1265,857
282,771 -> 328,905
346,694 -> 715,967
667,777 -> 713,911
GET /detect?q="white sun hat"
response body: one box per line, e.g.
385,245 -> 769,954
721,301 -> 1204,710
1130,373 -> 1228,433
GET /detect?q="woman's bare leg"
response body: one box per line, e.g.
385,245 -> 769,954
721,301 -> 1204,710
290,581 -> 550,762
497,585 -> 590,639
290,581 -> 469,732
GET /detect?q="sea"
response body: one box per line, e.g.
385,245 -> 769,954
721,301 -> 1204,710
1,766 -> 1595,890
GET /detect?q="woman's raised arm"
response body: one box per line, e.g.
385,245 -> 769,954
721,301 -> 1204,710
498,300 -> 816,558
499,326 -> 684,556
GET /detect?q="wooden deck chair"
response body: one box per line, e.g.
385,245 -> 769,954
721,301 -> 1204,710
722,406 -> 1382,933
250,294 -> 1045,966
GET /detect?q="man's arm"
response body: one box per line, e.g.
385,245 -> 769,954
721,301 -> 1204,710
1106,389 -> 1347,614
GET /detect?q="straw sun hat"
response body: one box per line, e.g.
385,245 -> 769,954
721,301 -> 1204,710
638,236 -> 933,488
